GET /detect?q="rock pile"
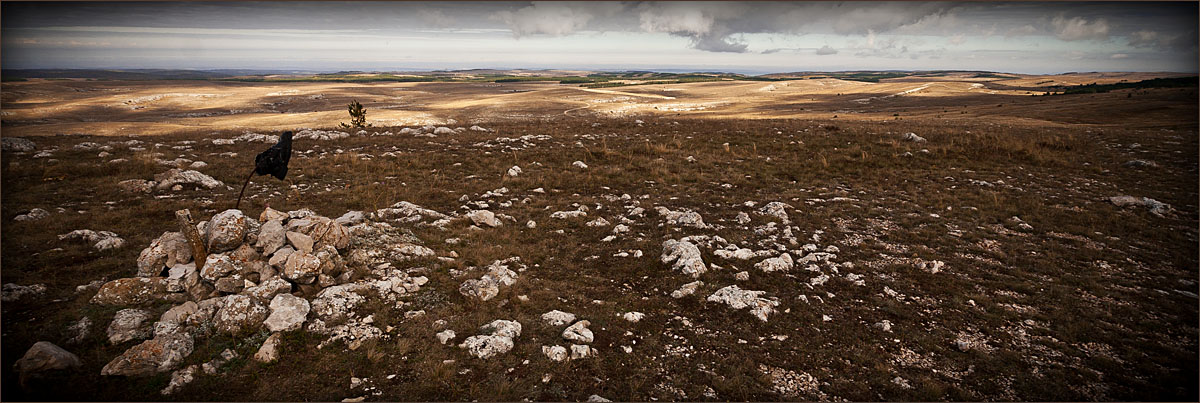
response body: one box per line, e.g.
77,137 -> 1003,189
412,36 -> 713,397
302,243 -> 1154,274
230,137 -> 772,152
86,206 -> 433,386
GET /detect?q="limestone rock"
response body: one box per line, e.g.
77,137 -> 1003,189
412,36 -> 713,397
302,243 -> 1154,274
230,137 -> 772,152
542,310 -> 577,326
255,220 -> 287,255
155,169 -> 223,190
14,208 -> 49,222
707,285 -> 780,322
264,294 -> 310,332
254,333 -> 282,363
100,333 -> 194,376
436,330 -> 456,344
91,277 -> 178,306
107,309 -> 154,345
283,252 -> 321,284
543,345 -> 568,362
570,344 -> 595,360
671,281 -> 704,298
214,295 -> 269,335
467,210 -> 502,227
205,209 -> 247,253
662,239 -> 707,277
562,320 -> 593,343
755,253 -> 793,272
161,365 -> 199,395
13,342 -> 82,380
286,231 -> 314,253
259,207 -> 288,223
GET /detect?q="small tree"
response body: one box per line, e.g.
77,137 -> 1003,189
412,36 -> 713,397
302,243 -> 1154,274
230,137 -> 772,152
339,99 -> 368,129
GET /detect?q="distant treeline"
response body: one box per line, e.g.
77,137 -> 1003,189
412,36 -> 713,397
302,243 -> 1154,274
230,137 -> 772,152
1056,76 -> 1198,94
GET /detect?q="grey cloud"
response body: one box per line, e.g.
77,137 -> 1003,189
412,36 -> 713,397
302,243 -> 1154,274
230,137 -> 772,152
815,45 -> 838,55
1051,15 -> 1110,41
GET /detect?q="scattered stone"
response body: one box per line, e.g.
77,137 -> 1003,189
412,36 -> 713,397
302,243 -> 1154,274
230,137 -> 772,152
542,345 -> 568,362
562,320 -> 594,343
623,312 -> 645,322
671,281 -> 704,298
335,211 -> 366,226
542,310 -> 577,326
901,132 -> 927,143
286,231 -> 315,253
59,229 -> 125,251
874,320 -> 893,332
13,341 -> 82,381
2,283 -> 47,302
436,330 -> 457,345
460,320 -> 522,359
587,394 -> 612,402
707,285 -> 780,322
572,161 -> 589,169
254,333 -> 282,363
2,137 -> 36,152
758,202 -> 793,223
661,239 -> 707,277
735,212 -> 751,225
570,344 -> 596,359
459,258 -> 521,301
155,169 -> 224,190
1108,195 -> 1172,217
526,220 -> 537,228
507,165 -> 523,177
467,210 -> 502,227
14,208 -> 49,222
735,271 -> 750,281
161,364 -> 200,395
656,207 -> 708,229
755,253 -> 793,272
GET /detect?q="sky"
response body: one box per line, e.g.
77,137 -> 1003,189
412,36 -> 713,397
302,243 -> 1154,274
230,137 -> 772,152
2,1 -> 1197,74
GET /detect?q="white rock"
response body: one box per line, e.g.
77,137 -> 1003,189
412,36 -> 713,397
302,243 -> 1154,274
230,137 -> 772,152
107,309 -> 154,345
562,320 -> 593,343
542,345 -> 568,362
661,239 -> 707,277
507,166 -> 522,177
623,312 -> 645,323
264,294 -> 310,332
706,285 -> 780,322
252,333 -> 282,363
671,281 -> 704,298
436,330 -> 457,344
467,210 -> 502,227
542,310 -> 577,326
755,253 -> 793,272
570,344 -> 595,359
526,220 -> 537,229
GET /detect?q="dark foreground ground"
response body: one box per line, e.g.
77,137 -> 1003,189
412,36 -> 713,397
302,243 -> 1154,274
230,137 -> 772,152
2,89 -> 1198,401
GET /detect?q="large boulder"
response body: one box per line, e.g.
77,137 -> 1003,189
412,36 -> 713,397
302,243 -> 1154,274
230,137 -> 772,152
91,278 -> 180,306
137,232 -> 193,278
264,294 -> 310,332
213,295 -> 269,335
205,209 -> 247,253
13,342 -> 82,380
107,309 -> 154,345
100,333 -> 194,376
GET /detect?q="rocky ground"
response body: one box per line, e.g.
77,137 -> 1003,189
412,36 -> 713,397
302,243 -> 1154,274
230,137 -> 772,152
1,109 -> 1197,400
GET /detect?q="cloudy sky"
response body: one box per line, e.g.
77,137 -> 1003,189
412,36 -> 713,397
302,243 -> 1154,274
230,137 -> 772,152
2,1 -> 1196,74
